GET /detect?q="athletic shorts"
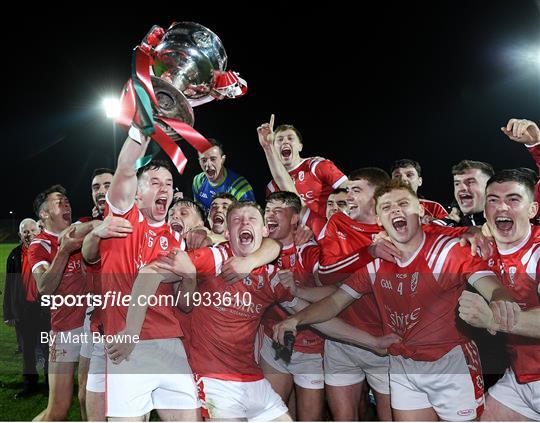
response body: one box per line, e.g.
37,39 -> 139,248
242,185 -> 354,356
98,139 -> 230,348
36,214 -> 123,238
105,338 -> 199,418
389,341 -> 485,421
86,341 -> 105,393
49,326 -> 83,363
260,334 -> 324,389
79,308 -> 93,359
323,339 -> 390,394
488,367 -> 540,420
195,375 -> 288,421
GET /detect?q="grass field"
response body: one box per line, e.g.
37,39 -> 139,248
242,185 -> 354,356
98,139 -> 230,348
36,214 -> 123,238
0,243 -> 81,421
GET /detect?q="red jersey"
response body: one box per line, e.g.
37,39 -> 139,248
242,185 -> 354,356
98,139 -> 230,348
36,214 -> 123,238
99,199 -> 183,340
262,242 -> 324,354
342,231 -> 496,361
489,225 -> 540,383
21,245 -> 38,302
317,212 -> 384,336
27,229 -> 87,332
266,157 -> 347,236
187,243 -> 296,382
527,143 -> 540,220
419,199 -> 448,220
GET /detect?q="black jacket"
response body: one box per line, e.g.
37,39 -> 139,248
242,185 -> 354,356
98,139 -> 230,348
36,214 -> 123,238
2,244 -> 26,321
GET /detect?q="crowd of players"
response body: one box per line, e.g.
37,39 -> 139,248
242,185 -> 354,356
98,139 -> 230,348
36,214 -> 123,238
2,115 -> 540,421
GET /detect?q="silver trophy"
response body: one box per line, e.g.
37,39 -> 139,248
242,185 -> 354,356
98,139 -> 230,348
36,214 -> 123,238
150,22 -> 228,131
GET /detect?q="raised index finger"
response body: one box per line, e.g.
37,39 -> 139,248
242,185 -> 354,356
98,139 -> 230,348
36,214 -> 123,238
269,114 -> 275,130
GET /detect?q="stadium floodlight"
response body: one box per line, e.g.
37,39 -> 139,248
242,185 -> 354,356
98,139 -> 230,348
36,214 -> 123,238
102,97 -> 121,119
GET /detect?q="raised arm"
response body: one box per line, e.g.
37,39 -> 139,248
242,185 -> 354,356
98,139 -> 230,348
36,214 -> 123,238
108,127 -> 151,212
257,114 -> 303,200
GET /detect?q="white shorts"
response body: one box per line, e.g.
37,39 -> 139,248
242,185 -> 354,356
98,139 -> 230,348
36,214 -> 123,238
323,339 -> 390,394
106,338 -> 199,418
196,376 -> 288,421
49,326 -> 83,363
488,367 -> 540,420
260,334 -> 324,389
86,341 -> 106,393
79,307 -> 93,359
389,342 -> 485,421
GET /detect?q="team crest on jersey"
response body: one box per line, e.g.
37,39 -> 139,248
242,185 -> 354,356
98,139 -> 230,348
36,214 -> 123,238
160,236 -> 168,250
488,258 -> 495,268
508,266 -> 517,286
410,272 -> 418,293
290,254 -> 296,268
257,275 -> 265,290
299,171 -> 305,182
337,230 -> 347,240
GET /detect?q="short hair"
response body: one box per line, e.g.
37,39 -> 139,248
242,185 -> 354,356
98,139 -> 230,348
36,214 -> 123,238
92,168 -> 114,179
486,169 -> 537,200
274,124 -> 303,144
169,197 -> 207,223
349,167 -> 391,188
516,167 -> 539,183
226,201 -> 265,223
391,159 -> 422,176
452,160 -> 494,178
374,179 -> 418,208
19,218 -> 38,234
136,159 -> 173,179
211,192 -> 236,204
33,184 -> 67,217
203,138 -> 225,155
266,191 -> 302,214
330,188 -> 347,196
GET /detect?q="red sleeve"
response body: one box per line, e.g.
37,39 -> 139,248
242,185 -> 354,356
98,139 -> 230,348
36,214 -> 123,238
317,219 -> 373,285
266,180 -> 279,197
312,159 -> 347,189
424,224 -> 468,237
297,242 -> 320,274
188,245 -> 229,276
27,239 -> 52,273
303,209 -> 327,238
425,201 -> 449,219
438,242 -> 496,290
527,144 -> 540,175
340,267 -> 373,298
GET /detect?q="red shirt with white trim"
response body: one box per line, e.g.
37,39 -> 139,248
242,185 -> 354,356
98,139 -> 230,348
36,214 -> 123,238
489,225 -> 540,383
419,199 -> 448,220
262,242 -> 324,354
187,243 -> 296,381
266,157 -> 347,236
21,245 -> 38,302
342,231 -> 496,361
99,197 -> 183,340
27,229 -> 87,332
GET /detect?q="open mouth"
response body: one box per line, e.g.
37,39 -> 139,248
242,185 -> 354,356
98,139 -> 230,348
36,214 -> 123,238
171,221 -> 184,234
267,222 -> 279,233
97,197 -> 106,208
213,214 -> 224,226
62,212 -> 71,221
206,168 -> 216,179
239,229 -> 254,244
495,216 -> 514,233
392,217 -> 408,233
280,146 -> 292,159
155,197 -> 168,213
458,193 -> 473,207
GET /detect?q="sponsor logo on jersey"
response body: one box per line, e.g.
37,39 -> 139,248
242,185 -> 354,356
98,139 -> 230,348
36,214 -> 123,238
160,236 -> 168,250
337,230 -> 347,240
386,305 -> 421,335
66,259 -> 82,273
200,193 -> 208,199
476,375 -> 484,390
457,409 -> 473,417
149,230 -> 157,237
243,276 -> 253,286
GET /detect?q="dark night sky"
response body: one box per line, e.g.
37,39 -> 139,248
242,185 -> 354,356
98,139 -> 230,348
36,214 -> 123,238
4,2 -> 540,225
